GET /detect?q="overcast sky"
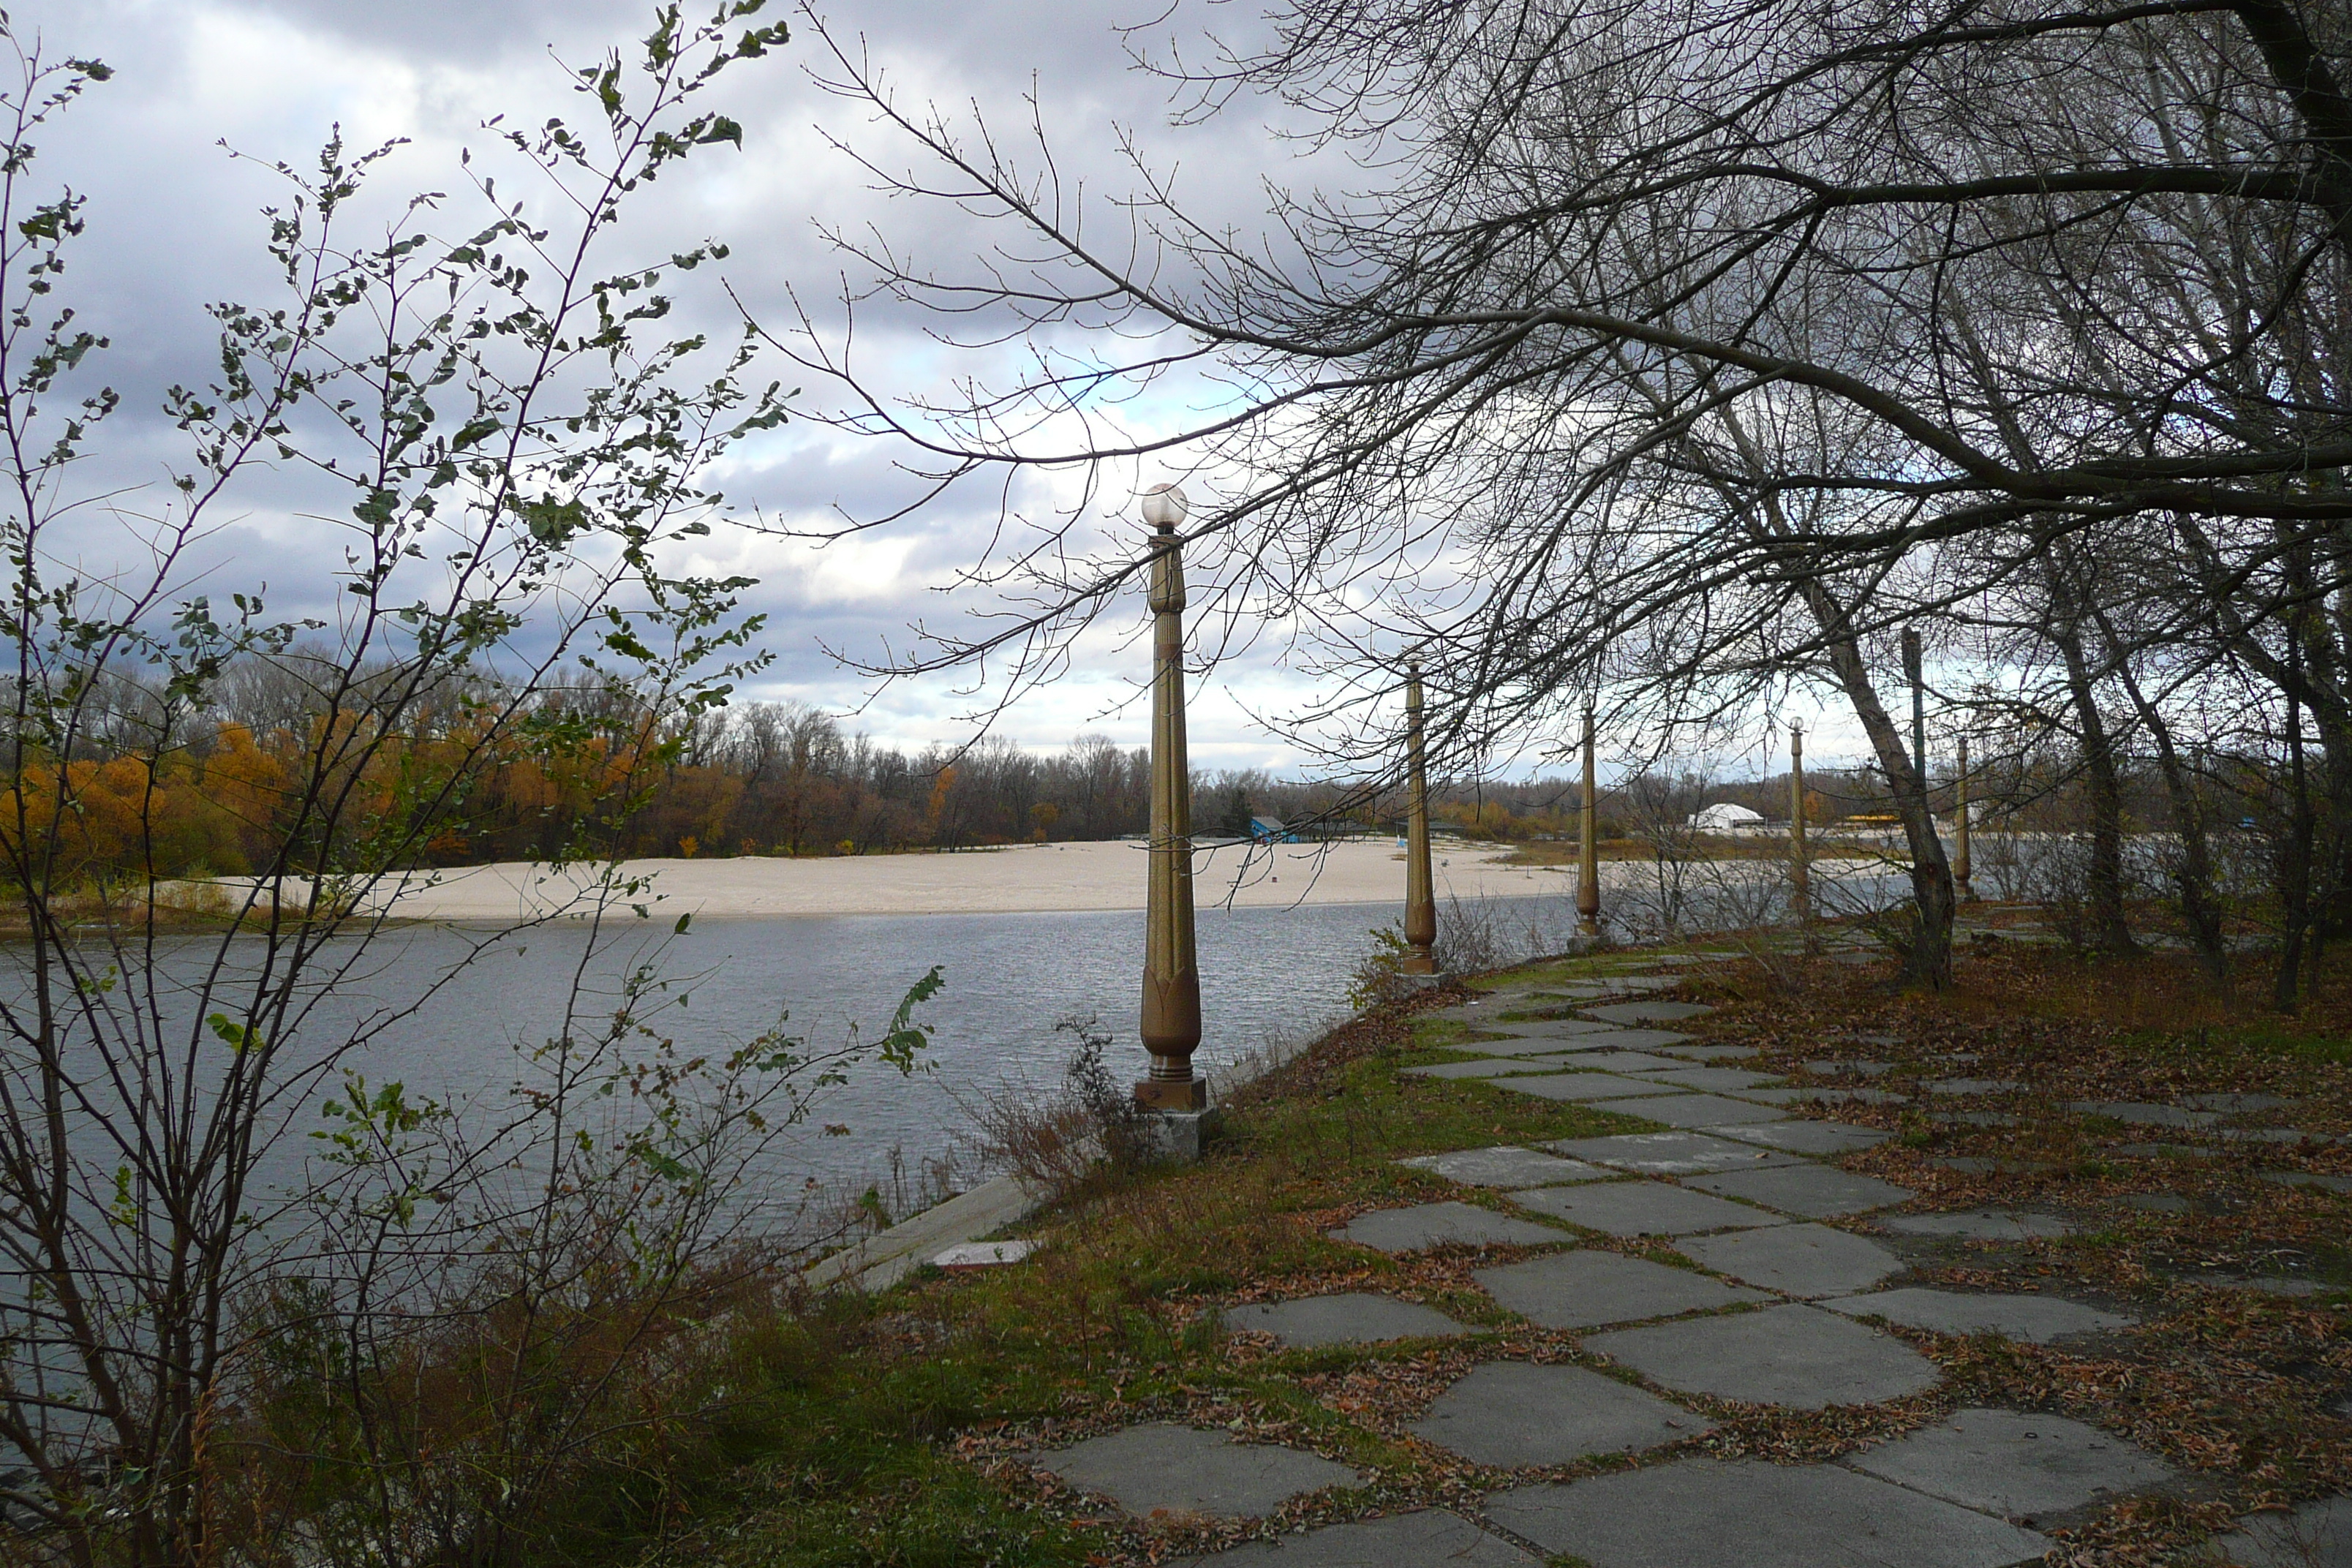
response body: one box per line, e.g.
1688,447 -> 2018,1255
16,0 -> 1867,784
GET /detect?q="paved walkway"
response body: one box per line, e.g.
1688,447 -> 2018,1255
1017,963 -> 2350,1567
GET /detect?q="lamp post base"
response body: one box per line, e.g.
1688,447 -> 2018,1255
1134,1075 -> 1210,1112
1137,1104 -> 1223,1162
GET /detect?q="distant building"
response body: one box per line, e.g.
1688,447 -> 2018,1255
1248,815 -> 1298,844
1689,802 -> 1765,832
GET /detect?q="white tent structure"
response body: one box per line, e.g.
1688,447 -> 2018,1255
1689,802 -> 1765,832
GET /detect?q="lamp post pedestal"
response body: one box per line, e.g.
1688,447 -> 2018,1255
1134,1077 -> 1210,1112
1136,1105 -> 1221,1160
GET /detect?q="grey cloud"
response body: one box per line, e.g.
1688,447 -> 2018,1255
15,0 -> 1355,766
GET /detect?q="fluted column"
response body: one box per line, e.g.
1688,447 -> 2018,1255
1403,664 -> 1436,975
1790,722 -> 1811,927
1137,485 -> 1205,1110
1577,705 -> 1601,937
1954,732 -> 1973,900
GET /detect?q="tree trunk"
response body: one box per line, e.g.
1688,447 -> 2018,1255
2278,643 -> 2315,1012
2096,615 -> 2227,980
2052,617 -> 2137,954
1706,407 -> 1955,987
1803,583 -> 1956,988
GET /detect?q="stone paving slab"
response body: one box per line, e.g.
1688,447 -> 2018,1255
1654,1043 -> 1763,1063
1397,1145 -> 1613,1188
1678,1224 -> 1907,1297
2069,1100 -> 2223,1128
1925,1079 -> 2026,1096
2260,1170 -> 2352,1193
1586,1000 -> 1716,1025
1425,992 -> 1561,1024
2182,1093 -> 2295,1114
1481,1017 -> 1621,1038
1586,1303 -> 1942,1409
1803,1058 -> 1892,1077
1454,1033 -> 1637,1058
1551,1049 -> 1695,1071
1409,1361 -> 1714,1466
1844,1409 -> 2174,1522
1707,1120 -> 1890,1156
1604,1093 -> 1792,1127
1332,1202 -> 1568,1254
1879,1209 -> 2077,1240
1175,1509 -> 1539,1565
2192,1274 -> 2328,1296
1687,1164 -> 1915,1218
1486,1457 -> 2050,1567
2122,1192 -> 2194,1213
1823,1288 -> 2131,1343
1224,1293 -> 1471,1348
1487,1072 -> 1673,1102
1399,1058 -> 1555,1080
1751,1085 -> 1906,1107
1513,1180 -> 1787,1237
1033,1424 -> 1361,1519
1545,1130 -> 1802,1175
1537,1027 -> 1697,1051
1475,1248 -> 1768,1328
1629,1066 -> 1787,1092
2201,1496 -> 2352,1566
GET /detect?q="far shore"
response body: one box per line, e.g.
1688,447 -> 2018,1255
334,837 -> 1569,921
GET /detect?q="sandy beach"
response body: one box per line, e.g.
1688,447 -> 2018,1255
345,838 -> 1573,921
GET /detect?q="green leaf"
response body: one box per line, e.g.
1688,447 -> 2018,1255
877,965 -> 945,1074
206,1011 -> 263,1053
450,414 -> 501,450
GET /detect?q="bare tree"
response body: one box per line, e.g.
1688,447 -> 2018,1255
765,0 -> 2347,990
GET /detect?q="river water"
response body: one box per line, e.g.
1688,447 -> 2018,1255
9,857 -> 1909,1219
347,899 -> 1426,1197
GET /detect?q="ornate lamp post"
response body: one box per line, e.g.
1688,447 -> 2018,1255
1577,704 -> 1602,938
1403,663 -> 1437,976
1953,732 -> 1973,900
1901,627 -> 1926,785
1136,484 -> 1207,1112
1790,721 -> 1811,928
